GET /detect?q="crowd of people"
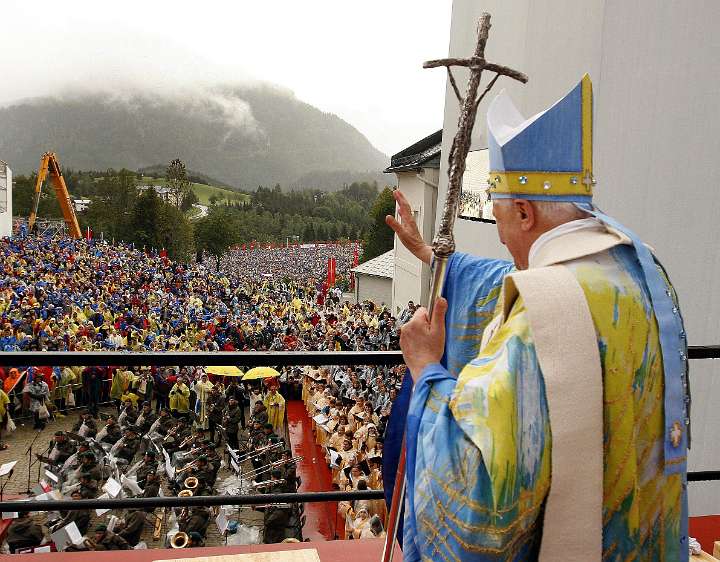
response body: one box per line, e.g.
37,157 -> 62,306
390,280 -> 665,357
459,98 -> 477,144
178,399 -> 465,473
0,235 -> 407,550
219,242 -> 360,283
302,362 -> 406,540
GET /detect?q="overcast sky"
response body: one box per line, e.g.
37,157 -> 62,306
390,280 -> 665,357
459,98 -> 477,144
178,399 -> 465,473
0,0 -> 452,156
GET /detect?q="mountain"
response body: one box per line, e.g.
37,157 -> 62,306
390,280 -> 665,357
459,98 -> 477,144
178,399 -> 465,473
0,84 -> 390,190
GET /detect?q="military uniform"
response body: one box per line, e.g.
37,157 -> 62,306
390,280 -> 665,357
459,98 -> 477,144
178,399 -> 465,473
101,423 -> 122,445
180,507 -> 210,537
117,435 -> 140,463
117,509 -> 146,547
143,479 -> 161,498
262,480 -> 290,544
95,530 -> 131,550
7,517 -> 44,553
224,404 -> 242,450
135,460 -> 158,487
56,508 -> 91,536
50,438 -> 76,465
136,409 -> 157,433
72,417 -> 97,437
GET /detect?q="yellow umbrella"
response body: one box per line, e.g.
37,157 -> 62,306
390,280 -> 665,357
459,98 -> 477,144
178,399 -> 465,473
243,367 -> 281,380
206,366 -> 244,377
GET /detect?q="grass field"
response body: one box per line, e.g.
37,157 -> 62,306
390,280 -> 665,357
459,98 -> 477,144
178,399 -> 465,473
144,178 -> 249,205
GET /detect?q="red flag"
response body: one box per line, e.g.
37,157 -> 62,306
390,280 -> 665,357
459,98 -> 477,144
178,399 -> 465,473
241,244 -> 246,251
160,248 -> 168,258
86,226 -> 93,241
352,247 -> 359,267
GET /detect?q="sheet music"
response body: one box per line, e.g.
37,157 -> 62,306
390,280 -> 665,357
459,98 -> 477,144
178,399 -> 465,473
103,477 -> 122,498
48,446 -> 60,461
215,509 -> 229,534
95,425 -> 108,442
328,449 -> 341,469
51,521 -> 83,551
95,492 -> 111,516
61,453 -> 77,472
78,423 -> 89,437
312,414 -> 329,425
45,470 -> 59,483
0,461 -> 17,476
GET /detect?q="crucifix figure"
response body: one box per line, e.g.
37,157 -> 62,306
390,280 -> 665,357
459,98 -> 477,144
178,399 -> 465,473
381,12 -> 527,562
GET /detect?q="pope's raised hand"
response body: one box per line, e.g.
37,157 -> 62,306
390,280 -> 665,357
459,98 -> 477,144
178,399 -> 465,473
399,297 -> 448,380
385,190 -> 433,264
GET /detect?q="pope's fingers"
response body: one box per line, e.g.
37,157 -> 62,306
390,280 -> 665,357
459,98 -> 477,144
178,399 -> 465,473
430,297 -> 448,332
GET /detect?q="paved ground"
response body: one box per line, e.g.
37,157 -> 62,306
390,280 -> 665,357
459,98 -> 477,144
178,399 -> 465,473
0,405 -> 264,549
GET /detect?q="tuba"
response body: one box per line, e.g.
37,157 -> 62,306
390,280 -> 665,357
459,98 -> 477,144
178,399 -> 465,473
170,531 -> 189,548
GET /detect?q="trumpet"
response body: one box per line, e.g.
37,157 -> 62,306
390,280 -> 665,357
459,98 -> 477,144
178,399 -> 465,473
177,434 -> 195,450
170,531 -> 189,548
176,460 -> 198,475
252,478 -> 285,489
183,476 -> 199,490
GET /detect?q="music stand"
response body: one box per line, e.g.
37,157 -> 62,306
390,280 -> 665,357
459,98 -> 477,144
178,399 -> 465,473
0,461 -> 18,501
24,429 -> 45,494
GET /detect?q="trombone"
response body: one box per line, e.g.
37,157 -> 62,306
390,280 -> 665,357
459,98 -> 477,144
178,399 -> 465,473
251,478 -> 285,489
242,455 -> 303,481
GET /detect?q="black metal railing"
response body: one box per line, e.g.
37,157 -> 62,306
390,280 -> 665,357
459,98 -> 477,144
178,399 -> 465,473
0,490 -> 383,513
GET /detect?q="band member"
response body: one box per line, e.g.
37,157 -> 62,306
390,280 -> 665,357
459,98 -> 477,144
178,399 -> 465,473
261,469 -> 290,544
116,508 -> 147,547
135,450 -> 158,488
224,379 -> 246,429
278,449 -> 298,492
136,401 -> 157,434
207,386 -> 226,444
118,398 -> 138,428
53,490 -> 91,536
143,471 -> 161,498
187,531 -> 205,548
78,451 -> 102,482
116,426 -> 140,463
99,416 -> 122,445
48,431 -> 76,465
223,398 -> 242,451
79,473 -> 98,498
72,411 -> 97,438
7,512 -> 44,553
179,506 -> 210,538
250,401 -> 269,427
93,523 -> 131,550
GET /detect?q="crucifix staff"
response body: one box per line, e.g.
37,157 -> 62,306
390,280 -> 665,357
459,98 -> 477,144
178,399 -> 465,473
381,12 -> 527,562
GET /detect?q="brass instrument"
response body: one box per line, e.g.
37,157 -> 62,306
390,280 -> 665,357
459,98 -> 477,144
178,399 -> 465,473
170,531 -> 189,548
178,489 -> 193,497
163,426 -> 179,443
176,460 -> 198,475
183,476 -> 198,490
177,434 -> 195,449
83,538 -> 97,550
153,508 -> 165,539
252,478 -> 285,489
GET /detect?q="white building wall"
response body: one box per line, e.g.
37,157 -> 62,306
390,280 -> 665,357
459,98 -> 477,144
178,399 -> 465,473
0,161 -> 12,238
356,274 -> 393,308
391,168 -> 438,314
441,0 -> 720,516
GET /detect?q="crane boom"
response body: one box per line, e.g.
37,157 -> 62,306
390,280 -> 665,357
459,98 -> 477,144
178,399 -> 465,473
28,152 -> 83,239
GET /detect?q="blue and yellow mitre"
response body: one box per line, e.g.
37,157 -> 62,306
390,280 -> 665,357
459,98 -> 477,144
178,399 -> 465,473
487,74 -> 594,203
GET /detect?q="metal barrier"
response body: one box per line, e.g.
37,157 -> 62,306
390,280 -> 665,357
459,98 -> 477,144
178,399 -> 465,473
0,490 -> 384,513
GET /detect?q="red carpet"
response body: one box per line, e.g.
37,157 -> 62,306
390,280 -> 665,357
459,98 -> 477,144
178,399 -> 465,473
287,400 -> 337,541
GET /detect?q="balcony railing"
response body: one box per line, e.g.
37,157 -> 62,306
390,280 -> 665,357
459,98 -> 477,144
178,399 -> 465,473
0,346 -> 716,516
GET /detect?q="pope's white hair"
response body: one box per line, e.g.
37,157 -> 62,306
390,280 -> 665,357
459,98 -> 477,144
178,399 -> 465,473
493,199 -> 589,224
532,201 -> 589,223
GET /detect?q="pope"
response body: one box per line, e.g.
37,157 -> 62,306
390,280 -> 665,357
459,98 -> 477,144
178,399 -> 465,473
387,75 -> 689,561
